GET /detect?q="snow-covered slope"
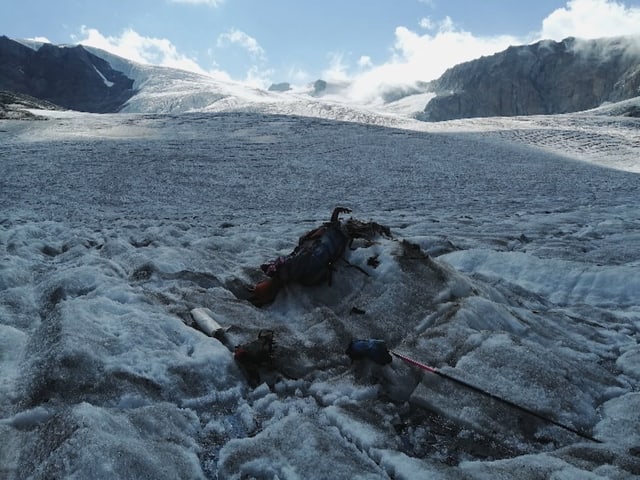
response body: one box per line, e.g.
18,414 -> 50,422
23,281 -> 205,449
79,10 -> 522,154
83,46 -> 417,128
1,106 -> 639,479
416,103 -> 640,174
12,39 -> 640,127
89,44 -> 640,131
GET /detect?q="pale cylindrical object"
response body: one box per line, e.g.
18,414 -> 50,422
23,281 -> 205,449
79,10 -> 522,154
190,308 -> 224,337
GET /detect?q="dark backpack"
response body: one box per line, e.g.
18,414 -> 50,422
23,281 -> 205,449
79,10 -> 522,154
273,223 -> 349,286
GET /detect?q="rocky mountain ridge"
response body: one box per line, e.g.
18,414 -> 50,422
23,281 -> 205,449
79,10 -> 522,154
0,36 -> 135,113
421,36 -> 640,121
0,90 -> 63,119
2,34 -> 640,120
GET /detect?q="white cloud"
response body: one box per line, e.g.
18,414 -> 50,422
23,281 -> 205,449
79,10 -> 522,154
419,17 -> 434,30
217,29 -> 266,60
168,0 -> 224,6
541,0 -> 640,40
75,27 -> 205,72
73,26 -> 277,88
326,0 -> 640,106
69,0 -> 640,105
286,66 -> 312,85
74,27 -> 234,83
340,20 -> 519,104
243,65 -> 275,88
28,36 -> 51,44
321,52 -> 352,83
358,55 -> 373,68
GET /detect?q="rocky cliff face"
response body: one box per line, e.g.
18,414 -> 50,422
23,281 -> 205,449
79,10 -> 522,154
0,36 -> 136,113
0,90 -> 63,119
421,36 -> 640,121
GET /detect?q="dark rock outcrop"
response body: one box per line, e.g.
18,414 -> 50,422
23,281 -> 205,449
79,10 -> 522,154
0,36 -> 136,113
421,36 -> 640,121
312,79 -> 328,95
268,82 -> 291,92
0,90 -> 62,119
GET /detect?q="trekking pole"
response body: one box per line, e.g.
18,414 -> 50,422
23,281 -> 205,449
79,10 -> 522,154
390,350 -> 602,443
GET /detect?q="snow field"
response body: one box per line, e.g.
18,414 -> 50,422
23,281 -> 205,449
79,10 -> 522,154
1,107 -> 639,478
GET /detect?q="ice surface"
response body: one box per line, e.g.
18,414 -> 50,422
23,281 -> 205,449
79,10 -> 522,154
1,103 -> 639,478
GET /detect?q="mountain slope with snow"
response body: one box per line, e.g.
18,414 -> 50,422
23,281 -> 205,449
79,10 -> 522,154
4,35 -> 640,122
422,35 -> 640,121
0,36 -> 135,113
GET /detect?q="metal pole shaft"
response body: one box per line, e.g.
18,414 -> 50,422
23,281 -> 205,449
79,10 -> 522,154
390,351 -> 601,443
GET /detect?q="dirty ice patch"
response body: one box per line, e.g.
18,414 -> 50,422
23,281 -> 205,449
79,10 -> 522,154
372,449 -> 456,480
15,402 -> 205,480
346,237 -> 403,281
56,295 -> 237,400
309,379 -> 380,406
442,249 -> 639,309
449,296 -> 529,336
23,264 -> 240,410
0,260 -> 32,290
617,346 -> 640,382
323,404 -> 387,451
595,392 -> 640,446
459,453 -> 596,480
453,332 -> 600,428
217,413 -> 385,479
0,325 -> 28,414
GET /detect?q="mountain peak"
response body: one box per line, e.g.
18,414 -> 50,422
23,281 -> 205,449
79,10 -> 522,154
0,37 -> 136,113
422,35 -> 640,121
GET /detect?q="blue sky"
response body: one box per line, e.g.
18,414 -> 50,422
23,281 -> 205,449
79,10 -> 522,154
3,0 -> 640,98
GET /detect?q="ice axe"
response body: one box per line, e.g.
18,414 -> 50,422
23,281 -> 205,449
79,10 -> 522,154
346,339 -> 601,443
389,349 -> 602,443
